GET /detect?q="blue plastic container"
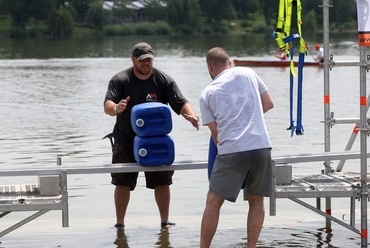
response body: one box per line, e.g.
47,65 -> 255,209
133,135 -> 175,166
131,102 -> 172,137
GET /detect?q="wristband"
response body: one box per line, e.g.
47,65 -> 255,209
114,104 -> 118,114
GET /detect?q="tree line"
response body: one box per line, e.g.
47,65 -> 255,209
0,0 -> 358,38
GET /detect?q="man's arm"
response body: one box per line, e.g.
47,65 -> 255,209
261,91 -> 274,113
180,102 -> 200,130
104,100 -> 117,116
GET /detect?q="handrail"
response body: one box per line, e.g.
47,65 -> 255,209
1,151 -> 368,177
273,151 -> 370,164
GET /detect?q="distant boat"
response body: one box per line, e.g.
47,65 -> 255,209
233,59 -> 322,68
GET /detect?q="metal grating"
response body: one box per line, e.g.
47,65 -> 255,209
273,172 -> 361,198
0,184 -> 61,203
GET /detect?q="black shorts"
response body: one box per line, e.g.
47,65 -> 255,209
111,143 -> 174,190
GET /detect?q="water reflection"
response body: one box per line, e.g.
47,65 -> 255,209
0,33 -> 358,59
113,227 -> 172,248
155,227 -> 172,248
0,222 -> 362,247
314,227 -> 334,247
114,230 -> 129,248
287,227 -> 336,248
256,226 -> 349,248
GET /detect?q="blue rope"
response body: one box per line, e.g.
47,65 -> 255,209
288,48 -> 305,136
287,44 -> 295,132
295,52 -> 305,135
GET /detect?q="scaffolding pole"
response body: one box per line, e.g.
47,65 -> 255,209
359,44 -> 368,248
322,0 -> 369,246
322,0 -> 332,230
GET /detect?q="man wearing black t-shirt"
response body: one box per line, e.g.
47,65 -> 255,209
104,42 -> 199,230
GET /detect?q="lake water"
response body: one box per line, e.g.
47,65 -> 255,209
0,34 -> 368,247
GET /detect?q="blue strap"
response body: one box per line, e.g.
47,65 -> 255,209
295,52 -> 305,135
287,44 -> 295,132
207,136 -> 217,180
289,51 -> 305,136
283,34 -> 300,43
207,136 -> 246,189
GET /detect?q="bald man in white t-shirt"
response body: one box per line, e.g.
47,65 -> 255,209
199,47 -> 274,248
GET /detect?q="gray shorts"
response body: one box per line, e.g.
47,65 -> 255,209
209,148 -> 272,202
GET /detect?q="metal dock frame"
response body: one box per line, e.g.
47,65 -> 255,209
269,153 -> 370,236
318,0 -> 369,247
0,151 -> 368,240
0,170 -> 68,238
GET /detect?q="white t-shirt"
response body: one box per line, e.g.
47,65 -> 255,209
199,67 -> 271,155
317,47 -> 324,59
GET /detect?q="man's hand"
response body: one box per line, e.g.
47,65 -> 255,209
183,113 -> 200,130
115,96 -> 130,114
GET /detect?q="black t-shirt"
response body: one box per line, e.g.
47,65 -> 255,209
104,67 -> 188,149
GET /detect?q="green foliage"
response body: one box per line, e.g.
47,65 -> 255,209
111,0 -> 135,24
8,25 -> 40,38
49,9 -> 74,37
251,21 -> 269,34
143,0 -> 166,22
259,0 -> 277,26
68,0 -> 95,17
342,21 -> 356,30
103,21 -> 169,36
0,1 -> 6,15
167,0 -> 201,31
0,0 -> 54,30
31,0 -> 55,26
175,25 -> 193,35
66,4 -> 78,21
240,20 -> 249,29
85,1 -> 110,31
135,22 -> 156,35
29,27 -> 40,38
154,21 -> 170,35
103,25 -> 117,36
8,26 -> 28,38
1,0 -> 32,28
200,25 -> 212,35
223,4 -> 237,20
303,10 -> 317,36
329,23 -> 337,32
228,22 -> 237,31
199,0 -> 233,22
212,23 -> 229,34
337,22 -> 357,33
230,0 -> 259,18
201,25 -> 212,35
0,15 -> 11,32
0,0 -> 360,38
331,0 -> 356,24
103,24 -> 135,36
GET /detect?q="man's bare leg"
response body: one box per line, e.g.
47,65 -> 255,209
154,185 -> 171,223
200,191 -> 224,248
246,193 -> 264,248
114,185 -> 130,225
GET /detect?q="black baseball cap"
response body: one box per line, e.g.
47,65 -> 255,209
131,42 -> 154,61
